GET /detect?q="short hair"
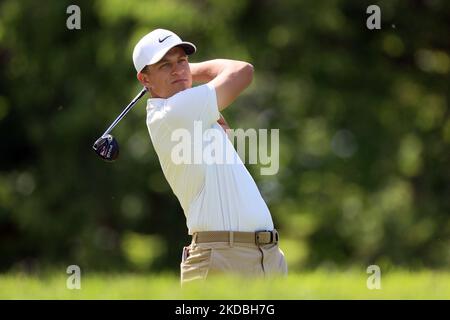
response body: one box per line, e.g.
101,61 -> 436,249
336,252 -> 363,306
141,65 -> 150,74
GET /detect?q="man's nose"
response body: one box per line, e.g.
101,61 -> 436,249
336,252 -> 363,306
171,63 -> 184,75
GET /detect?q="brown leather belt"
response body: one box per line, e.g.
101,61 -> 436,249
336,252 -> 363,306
192,229 -> 279,245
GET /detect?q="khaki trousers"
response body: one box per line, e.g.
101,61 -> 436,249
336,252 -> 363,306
180,239 -> 288,284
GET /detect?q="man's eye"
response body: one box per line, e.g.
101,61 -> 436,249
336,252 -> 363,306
160,63 -> 170,69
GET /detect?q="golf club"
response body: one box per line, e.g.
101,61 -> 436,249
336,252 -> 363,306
92,87 -> 147,162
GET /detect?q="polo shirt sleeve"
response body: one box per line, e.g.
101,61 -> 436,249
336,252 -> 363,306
164,83 -> 220,129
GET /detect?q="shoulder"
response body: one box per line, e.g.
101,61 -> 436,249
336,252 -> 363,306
166,83 -> 214,108
148,84 -> 219,129
164,83 -> 217,119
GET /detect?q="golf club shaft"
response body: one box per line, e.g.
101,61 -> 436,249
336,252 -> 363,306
101,88 -> 147,137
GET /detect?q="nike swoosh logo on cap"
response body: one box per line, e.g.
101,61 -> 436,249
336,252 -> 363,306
158,35 -> 172,43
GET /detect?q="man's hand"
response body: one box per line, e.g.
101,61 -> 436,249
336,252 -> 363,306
189,59 -> 253,111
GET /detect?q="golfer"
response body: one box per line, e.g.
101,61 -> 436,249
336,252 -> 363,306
133,29 -> 287,283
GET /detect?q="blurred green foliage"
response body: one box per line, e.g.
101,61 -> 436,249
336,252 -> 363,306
0,0 -> 449,273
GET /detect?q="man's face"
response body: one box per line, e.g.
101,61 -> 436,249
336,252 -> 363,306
138,46 -> 192,98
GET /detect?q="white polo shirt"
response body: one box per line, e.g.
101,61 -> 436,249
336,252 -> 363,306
146,83 -> 274,234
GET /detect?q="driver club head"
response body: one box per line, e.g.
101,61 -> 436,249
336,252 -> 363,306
92,134 -> 119,162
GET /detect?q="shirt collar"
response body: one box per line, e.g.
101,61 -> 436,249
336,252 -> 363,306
146,97 -> 165,111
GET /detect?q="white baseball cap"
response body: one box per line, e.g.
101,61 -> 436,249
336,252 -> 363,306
132,28 -> 196,73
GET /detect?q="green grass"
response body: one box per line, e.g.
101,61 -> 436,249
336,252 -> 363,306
0,270 -> 449,299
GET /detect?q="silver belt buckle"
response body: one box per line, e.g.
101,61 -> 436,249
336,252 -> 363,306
255,230 -> 278,245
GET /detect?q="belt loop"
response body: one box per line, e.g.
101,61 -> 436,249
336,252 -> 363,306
192,233 -> 198,245
229,231 -> 234,247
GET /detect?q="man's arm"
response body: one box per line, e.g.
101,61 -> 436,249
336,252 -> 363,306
189,59 -> 254,111
217,113 -> 233,140
217,113 -> 230,131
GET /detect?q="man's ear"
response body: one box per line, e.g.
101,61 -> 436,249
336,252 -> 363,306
137,72 -> 151,89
